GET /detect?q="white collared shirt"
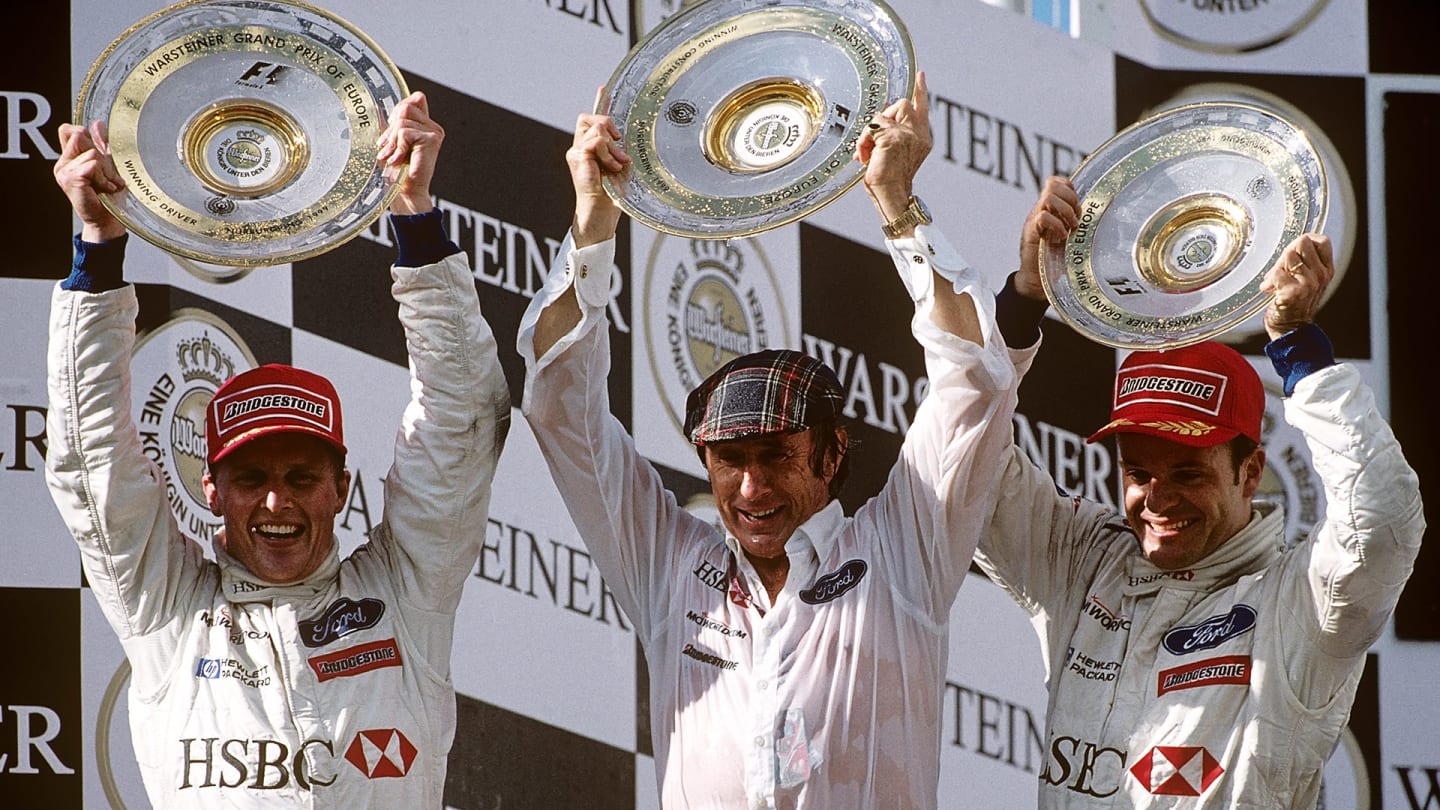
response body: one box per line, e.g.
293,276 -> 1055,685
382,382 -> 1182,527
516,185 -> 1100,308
519,225 -> 1019,808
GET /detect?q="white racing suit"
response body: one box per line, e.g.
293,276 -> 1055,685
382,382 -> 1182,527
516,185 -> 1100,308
977,344 -> 1425,808
519,224 -> 1018,809
45,251 -> 509,808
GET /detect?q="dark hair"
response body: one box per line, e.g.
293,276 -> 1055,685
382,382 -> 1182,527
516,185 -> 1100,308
807,417 -> 852,500
1227,435 -> 1260,483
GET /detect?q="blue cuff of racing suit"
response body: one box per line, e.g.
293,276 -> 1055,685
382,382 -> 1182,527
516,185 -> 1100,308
1264,322 -> 1336,397
995,271 -> 1049,349
63,232 -> 129,292
391,209 -> 462,268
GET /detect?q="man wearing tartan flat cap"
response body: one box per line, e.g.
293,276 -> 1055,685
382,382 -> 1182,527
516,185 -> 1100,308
684,349 -> 846,446
519,72 -> 1020,808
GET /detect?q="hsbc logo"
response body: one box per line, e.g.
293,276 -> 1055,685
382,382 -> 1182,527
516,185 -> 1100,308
176,727 -> 418,790
345,728 -> 417,779
1129,745 -> 1224,796
177,737 -> 336,790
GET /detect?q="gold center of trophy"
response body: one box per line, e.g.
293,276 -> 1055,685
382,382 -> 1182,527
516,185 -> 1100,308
1134,193 -> 1252,293
703,79 -> 824,173
182,100 -> 310,198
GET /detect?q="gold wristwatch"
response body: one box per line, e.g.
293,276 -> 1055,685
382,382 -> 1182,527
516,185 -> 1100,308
881,195 -> 933,238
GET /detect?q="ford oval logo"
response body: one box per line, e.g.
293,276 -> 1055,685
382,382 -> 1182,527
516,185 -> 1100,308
300,597 -> 386,648
1163,604 -> 1257,655
800,560 -> 868,605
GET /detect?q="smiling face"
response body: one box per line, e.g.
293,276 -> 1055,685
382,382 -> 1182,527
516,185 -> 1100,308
703,428 -> 839,562
203,432 -> 350,584
1117,433 -> 1264,570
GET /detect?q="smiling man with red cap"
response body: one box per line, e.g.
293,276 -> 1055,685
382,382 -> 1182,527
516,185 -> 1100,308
45,93 -> 509,809
971,177 -> 1425,808
518,73 -> 1020,808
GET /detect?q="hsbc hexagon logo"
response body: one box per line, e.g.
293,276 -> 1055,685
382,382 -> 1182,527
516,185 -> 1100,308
1129,745 -> 1223,796
344,728 -> 417,779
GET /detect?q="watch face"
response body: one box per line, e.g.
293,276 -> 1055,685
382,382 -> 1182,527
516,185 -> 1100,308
913,196 -> 931,222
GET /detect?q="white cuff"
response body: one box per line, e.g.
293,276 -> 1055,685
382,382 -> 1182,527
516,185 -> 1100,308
564,241 -> 615,310
886,223 -> 972,303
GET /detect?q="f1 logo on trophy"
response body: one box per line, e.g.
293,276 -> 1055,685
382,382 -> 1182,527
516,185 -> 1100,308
75,0 -> 409,269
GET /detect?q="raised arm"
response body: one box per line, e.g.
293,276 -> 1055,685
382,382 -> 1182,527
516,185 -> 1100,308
517,94 -> 694,641
531,87 -> 631,360
362,92 -> 511,616
850,71 -> 1023,615
46,119 -> 207,651
1258,233 -> 1424,672
858,70 -> 986,345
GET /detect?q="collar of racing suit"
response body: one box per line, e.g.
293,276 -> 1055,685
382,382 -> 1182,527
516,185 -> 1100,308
1122,502 -> 1285,597
212,536 -> 343,604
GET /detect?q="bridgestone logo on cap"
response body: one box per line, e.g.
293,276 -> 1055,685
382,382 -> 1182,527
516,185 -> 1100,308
223,394 -> 327,421
1114,364 -> 1228,417
1117,376 -> 1217,400
215,384 -> 334,433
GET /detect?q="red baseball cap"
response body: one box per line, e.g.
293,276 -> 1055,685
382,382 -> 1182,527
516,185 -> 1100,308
206,364 -> 346,465
1086,341 -> 1263,448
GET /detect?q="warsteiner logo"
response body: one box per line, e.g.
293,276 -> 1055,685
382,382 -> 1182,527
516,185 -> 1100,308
131,310 -> 256,545
643,235 -> 793,438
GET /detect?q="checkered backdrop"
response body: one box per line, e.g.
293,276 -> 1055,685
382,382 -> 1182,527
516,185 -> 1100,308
2,1 -> 1435,807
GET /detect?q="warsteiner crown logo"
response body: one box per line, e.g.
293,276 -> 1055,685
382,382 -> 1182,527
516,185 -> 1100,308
132,310 -> 256,544
177,331 -> 238,387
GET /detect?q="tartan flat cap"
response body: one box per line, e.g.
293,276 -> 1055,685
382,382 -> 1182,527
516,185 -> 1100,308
684,349 -> 845,444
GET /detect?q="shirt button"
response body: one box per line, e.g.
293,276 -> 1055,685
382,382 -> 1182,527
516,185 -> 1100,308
579,264 -> 589,278
757,680 -> 768,691
754,735 -> 765,748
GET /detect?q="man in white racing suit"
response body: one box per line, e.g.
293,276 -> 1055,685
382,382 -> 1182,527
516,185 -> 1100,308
517,74 -> 1018,808
976,176 -> 1425,808
45,93 -> 509,808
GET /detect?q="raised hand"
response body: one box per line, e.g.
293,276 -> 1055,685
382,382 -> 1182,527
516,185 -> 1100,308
378,91 -> 444,215
1015,175 -> 1079,303
1261,233 -> 1334,339
54,121 -> 126,242
567,86 -> 631,247
856,69 -> 932,225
